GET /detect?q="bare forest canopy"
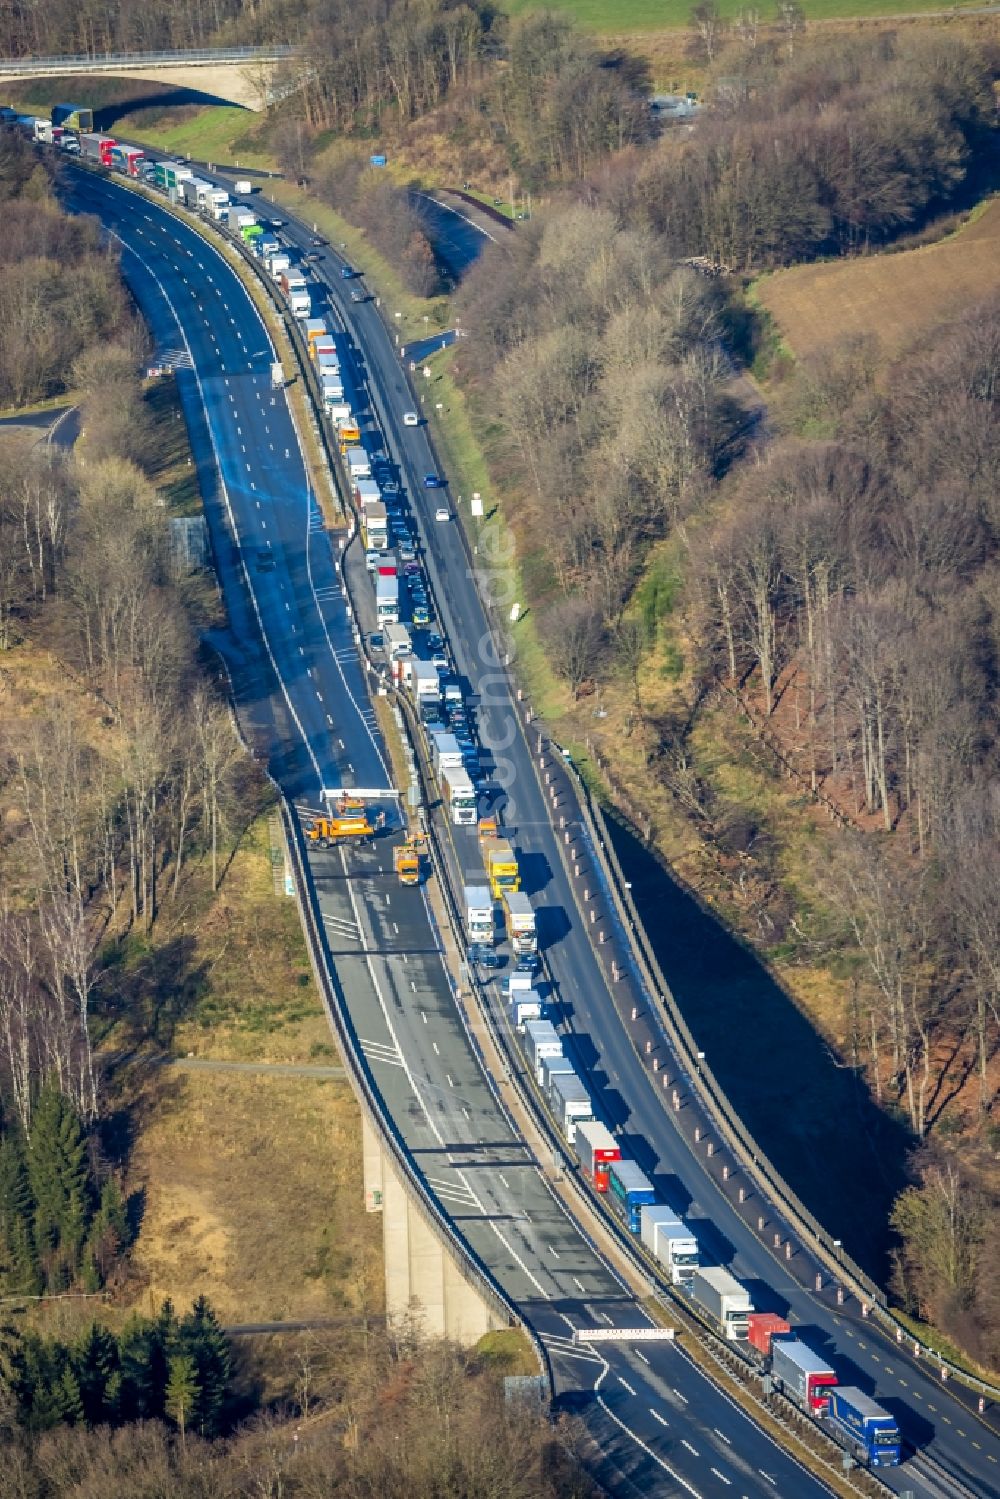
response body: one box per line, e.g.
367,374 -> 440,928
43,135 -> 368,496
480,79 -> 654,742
455,214 -> 1000,1365
0,1325 -> 594,1495
0,134 -> 252,1306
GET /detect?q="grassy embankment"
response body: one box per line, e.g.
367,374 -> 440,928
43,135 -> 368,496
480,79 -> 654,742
753,195 -> 1000,364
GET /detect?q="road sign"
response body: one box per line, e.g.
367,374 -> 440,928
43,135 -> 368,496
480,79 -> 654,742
574,1327 -> 675,1344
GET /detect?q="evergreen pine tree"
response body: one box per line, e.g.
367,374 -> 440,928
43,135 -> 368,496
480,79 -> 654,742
56,1365 -> 84,1426
0,1134 -> 41,1296
177,1296 -> 232,1437
165,1352 -> 199,1448
74,1322 -> 120,1426
26,1083 -> 93,1288
84,1177 -> 128,1289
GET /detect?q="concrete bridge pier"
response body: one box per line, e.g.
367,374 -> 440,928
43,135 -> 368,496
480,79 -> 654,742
362,1113 -> 503,1345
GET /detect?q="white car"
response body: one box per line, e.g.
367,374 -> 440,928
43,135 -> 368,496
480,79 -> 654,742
402,411 -> 419,427
434,506 -> 450,522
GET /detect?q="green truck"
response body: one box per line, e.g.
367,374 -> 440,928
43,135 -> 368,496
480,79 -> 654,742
153,160 -> 194,194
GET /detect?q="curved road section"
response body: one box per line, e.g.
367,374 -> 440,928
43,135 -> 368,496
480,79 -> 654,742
57,165 -> 990,1499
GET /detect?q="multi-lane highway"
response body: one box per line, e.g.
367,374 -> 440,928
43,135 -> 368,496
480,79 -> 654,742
58,161 -> 998,1498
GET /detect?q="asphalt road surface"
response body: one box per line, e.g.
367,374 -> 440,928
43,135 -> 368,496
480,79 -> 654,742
59,162 -> 997,1499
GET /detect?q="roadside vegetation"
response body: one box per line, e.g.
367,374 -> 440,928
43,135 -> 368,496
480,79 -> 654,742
3,0 -> 1000,1398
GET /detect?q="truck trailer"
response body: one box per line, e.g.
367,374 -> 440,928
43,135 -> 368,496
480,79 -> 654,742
608,1161 -> 656,1234
575,1120 -> 620,1192
464,885 -> 493,945
52,103 -> 94,132
442,766 -> 476,826
487,840 -> 519,900
824,1387 -> 901,1468
79,133 -> 116,166
502,889 -> 537,954
550,1071 -> 593,1143
110,145 -> 144,177
691,1266 -> 752,1341
375,571 -> 399,626
639,1205 -> 700,1285
523,1018 -> 562,1084
771,1338 -> 837,1414
154,160 -> 193,193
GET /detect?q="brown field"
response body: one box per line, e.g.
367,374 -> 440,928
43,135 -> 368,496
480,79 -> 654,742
130,1069 -> 382,1326
754,197 -> 1000,363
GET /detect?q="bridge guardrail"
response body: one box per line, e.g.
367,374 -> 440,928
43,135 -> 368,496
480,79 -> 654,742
0,45 -> 298,69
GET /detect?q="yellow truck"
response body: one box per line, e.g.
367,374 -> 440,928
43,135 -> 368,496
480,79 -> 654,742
486,839 -> 519,901
393,836 -> 424,885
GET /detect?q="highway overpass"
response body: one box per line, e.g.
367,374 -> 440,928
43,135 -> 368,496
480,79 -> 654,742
0,46 -> 298,108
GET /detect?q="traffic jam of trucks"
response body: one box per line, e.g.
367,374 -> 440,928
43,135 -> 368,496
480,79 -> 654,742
11,100 -> 910,1477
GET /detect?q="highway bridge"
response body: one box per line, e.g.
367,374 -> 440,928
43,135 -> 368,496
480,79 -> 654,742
0,46 -> 298,108
55,157 -> 1000,1499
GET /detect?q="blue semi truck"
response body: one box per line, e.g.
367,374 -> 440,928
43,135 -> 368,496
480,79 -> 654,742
825,1386 -> 901,1468
608,1160 -> 656,1233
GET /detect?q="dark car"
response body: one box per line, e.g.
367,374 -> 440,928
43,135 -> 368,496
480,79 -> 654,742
403,561 -> 422,578
469,944 -> 503,970
309,235 -> 326,247
303,250 -> 322,262
427,632 -> 445,653
515,953 -> 541,976
423,473 -> 445,489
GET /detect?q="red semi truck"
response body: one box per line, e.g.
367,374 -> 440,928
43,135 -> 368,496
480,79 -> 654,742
574,1120 -> 620,1192
79,133 -> 116,166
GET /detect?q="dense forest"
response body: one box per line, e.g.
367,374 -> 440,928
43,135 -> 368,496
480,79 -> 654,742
0,1322 -> 591,1497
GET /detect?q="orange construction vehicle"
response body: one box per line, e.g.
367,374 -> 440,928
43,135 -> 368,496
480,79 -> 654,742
307,800 -> 385,848
393,835 -> 425,886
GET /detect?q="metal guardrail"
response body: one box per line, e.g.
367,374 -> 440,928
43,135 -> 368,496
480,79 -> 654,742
0,46 -> 298,70
565,765 -> 1000,1406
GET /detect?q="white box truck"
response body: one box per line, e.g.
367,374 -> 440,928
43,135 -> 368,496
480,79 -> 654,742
639,1206 -> 700,1285
691,1267 -> 752,1341
502,890 -> 537,954
464,885 -> 493,945
509,992 -> 542,1029
442,766 -> 476,826
523,1018 -> 562,1083
345,446 -> 371,481
431,730 -> 464,777
550,1072 -> 593,1143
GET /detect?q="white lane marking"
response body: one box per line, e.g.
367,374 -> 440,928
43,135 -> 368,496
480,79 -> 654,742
709,1469 -> 731,1486
618,1377 -> 636,1396
490,1221 -> 549,1300
673,1388 -> 689,1404
547,1244 -> 560,1259
498,1173 -> 508,1188
573,1276 -> 586,1293
593,1364 -> 702,1498
445,1074 -> 453,1088
714,1428 -> 731,1445
681,1439 -> 699,1456
432,1042 -> 439,1055
650,1408 -> 669,1427
635,1350 -> 651,1366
